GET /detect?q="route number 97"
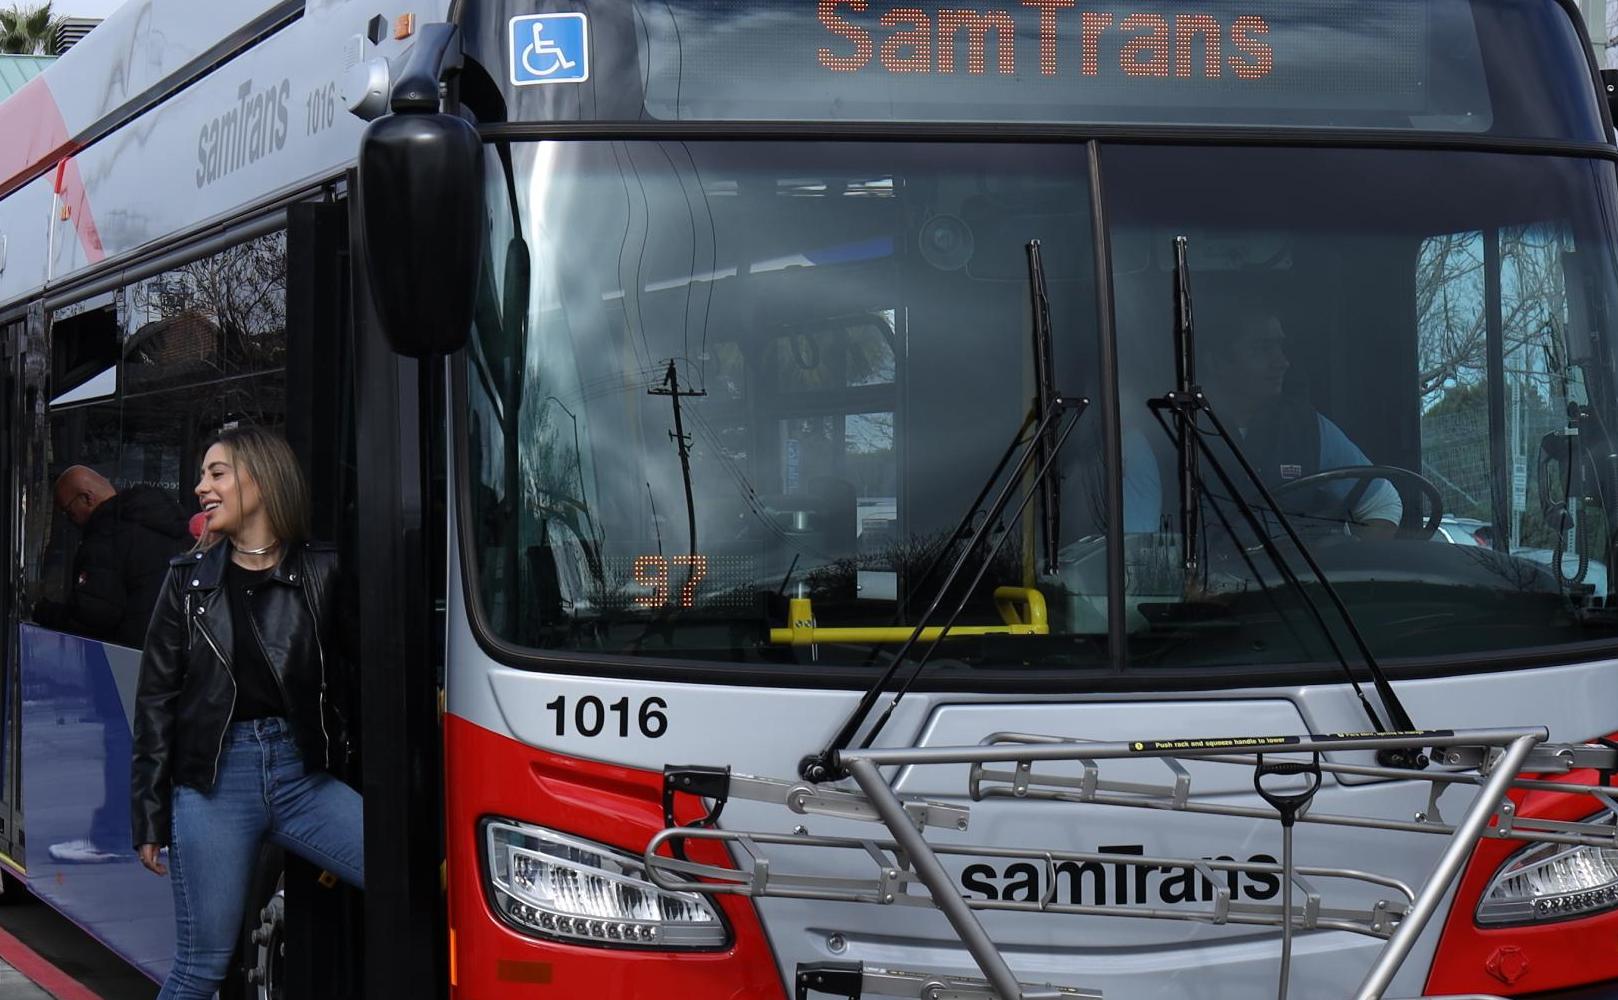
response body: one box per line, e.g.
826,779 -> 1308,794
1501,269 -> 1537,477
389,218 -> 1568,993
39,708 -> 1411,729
546,695 -> 668,739
633,554 -> 707,608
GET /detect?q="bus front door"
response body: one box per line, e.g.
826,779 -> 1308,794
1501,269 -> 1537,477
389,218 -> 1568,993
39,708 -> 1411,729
0,313 -> 25,870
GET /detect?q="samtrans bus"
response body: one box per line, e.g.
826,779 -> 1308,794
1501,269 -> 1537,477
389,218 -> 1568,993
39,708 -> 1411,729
6,0 -> 1618,997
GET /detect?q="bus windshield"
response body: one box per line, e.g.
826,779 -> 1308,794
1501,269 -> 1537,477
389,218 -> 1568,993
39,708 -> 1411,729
461,141 -> 1618,677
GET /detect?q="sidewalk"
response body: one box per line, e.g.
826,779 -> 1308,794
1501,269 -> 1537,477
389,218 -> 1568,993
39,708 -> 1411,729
0,927 -> 100,1000
0,958 -> 54,1000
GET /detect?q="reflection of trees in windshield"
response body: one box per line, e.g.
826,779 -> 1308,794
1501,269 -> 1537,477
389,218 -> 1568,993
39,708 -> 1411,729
1416,229 -> 1567,400
1417,224 -> 1612,554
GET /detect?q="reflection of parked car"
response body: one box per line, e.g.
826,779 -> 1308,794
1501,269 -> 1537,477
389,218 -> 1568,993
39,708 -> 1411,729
1433,516 -> 1607,599
1434,516 -> 1494,548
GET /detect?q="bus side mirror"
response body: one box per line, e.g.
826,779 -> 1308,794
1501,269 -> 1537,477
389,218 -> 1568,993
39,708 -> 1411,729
357,112 -> 483,357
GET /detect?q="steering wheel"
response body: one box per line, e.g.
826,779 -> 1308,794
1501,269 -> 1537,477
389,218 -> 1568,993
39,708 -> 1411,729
1268,465 -> 1443,541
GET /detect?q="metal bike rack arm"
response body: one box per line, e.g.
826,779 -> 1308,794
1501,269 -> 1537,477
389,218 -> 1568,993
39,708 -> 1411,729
1353,732 -> 1541,1000
845,757 -> 1066,1000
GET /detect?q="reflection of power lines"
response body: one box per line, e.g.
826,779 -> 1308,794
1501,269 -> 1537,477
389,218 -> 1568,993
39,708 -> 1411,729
557,364 -> 665,408
685,407 -> 798,547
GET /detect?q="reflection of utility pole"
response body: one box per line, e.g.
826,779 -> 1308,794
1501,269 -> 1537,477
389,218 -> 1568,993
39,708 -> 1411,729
544,395 -> 588,511
543,395 -> 602,581
649,359 -> 705,558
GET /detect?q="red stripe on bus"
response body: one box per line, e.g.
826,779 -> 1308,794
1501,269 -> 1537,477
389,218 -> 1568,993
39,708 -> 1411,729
0,76 -> 77,201
0,924 -> 103,1000
55,156 -> 105,265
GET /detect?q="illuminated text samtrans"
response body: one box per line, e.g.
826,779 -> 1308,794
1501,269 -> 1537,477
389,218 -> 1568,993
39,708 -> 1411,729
818,0 -> 1274,80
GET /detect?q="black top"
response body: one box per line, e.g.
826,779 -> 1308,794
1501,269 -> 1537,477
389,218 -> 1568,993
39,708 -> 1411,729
31,485 -> 191,647
227,562 -> 283,721
132,541 -> 344,846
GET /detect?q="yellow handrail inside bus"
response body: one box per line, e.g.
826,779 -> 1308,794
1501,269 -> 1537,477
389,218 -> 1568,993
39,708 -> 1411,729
767,586 -> 1047,646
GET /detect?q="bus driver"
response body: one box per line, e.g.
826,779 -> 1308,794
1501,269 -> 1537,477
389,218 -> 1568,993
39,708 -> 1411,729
1123,305 -> 1403,541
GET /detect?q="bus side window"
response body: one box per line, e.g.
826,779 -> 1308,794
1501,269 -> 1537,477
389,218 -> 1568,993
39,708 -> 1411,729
34,231 -> 290,649
34,298 -> 120,624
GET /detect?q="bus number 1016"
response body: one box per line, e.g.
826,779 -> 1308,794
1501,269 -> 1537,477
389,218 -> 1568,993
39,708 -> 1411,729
546,695 -> 669,739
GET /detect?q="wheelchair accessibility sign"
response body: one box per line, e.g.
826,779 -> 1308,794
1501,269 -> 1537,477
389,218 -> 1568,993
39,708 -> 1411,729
509,13 -> 588,86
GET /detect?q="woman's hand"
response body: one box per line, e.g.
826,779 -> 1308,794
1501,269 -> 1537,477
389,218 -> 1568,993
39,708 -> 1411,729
138,843 -> 167,876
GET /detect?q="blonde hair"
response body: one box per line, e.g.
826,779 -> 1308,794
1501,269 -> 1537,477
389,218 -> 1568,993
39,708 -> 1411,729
200,426 -> 310,548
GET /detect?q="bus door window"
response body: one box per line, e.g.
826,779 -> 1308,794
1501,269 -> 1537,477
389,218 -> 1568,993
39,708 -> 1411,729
116,231 -> 290,527
0,315 -> 27,862
34,298 -> 120,631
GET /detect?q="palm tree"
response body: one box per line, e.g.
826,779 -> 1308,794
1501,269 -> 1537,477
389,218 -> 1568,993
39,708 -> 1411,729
0,3 -> 65,55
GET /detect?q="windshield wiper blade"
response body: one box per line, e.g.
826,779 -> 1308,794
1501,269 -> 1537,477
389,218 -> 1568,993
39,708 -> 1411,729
1028,240 -> 1063,577
1147,237 -> 1425,769
859,241 -> 1064,652
891,241 -> 1064,616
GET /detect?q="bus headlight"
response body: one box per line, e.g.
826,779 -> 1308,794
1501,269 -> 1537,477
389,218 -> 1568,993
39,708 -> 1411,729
1477,811 -> 1618,925
482,819 -> 728,948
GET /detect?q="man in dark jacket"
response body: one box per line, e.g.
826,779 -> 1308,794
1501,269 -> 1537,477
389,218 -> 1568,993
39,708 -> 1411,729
34,466 -> 190,863
35,466 -> 193,648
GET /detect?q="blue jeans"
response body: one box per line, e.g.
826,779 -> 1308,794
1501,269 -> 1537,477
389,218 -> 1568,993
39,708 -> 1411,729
158,718 -> 363,1000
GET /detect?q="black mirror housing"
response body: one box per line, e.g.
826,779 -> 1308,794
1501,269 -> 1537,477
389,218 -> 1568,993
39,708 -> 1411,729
357,112 -> 483,358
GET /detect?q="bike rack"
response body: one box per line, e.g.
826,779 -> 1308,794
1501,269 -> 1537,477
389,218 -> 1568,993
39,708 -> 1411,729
651,727 -> 1618,1000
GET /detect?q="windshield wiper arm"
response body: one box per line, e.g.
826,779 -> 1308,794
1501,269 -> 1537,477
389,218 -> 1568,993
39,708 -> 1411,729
1147,237 -> 1425,769
857,241 -> 1065,653
800,394 -> 1085,783
800,242 -> 1087,783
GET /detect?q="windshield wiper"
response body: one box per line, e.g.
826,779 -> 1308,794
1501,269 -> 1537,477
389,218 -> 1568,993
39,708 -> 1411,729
879,240 -> 1066,624
1147,237 -> 1425,769
1028,240 -> 1063,577
800,241 -> 1087,783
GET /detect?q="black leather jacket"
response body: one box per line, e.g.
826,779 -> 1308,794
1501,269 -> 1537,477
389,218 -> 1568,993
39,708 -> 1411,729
131,540 -> 344,848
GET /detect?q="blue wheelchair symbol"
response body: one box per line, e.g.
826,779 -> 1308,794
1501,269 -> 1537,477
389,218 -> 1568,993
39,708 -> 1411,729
509,13 -> 589,86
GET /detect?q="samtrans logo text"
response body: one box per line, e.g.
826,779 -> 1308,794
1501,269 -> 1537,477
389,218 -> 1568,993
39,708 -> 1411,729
196,78 -> 291,188
961,844 -> 1280,905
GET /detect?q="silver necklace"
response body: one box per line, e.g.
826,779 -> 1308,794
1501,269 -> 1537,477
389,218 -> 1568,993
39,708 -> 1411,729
236,540 -> 281,556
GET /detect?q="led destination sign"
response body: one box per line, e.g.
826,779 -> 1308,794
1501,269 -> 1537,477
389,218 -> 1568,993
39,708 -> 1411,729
815,1 -> 1277,82
628,0 -> 1491,130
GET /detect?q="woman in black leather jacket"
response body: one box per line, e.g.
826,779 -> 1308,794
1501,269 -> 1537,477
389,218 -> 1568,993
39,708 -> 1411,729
130,426 -> 362,1000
